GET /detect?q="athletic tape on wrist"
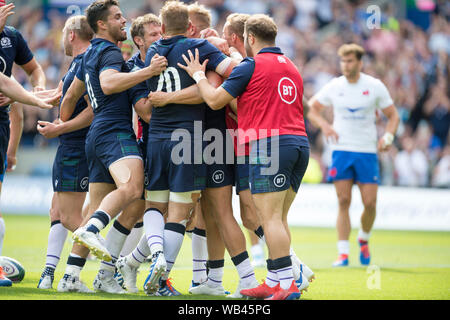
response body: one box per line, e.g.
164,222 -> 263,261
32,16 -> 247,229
193,71 -> 206,83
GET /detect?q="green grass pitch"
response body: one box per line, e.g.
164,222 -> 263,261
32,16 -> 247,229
1,214 -> 449,300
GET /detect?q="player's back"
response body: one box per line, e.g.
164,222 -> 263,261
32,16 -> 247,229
80,38 -> 132,133
237,48 -> 306,143
146,36 -> 226,136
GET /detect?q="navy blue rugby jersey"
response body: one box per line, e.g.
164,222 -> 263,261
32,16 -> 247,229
0,26 -> 34,123
59,53 -> 90,143
76,38 -> 133,133
145,35 -> 227,136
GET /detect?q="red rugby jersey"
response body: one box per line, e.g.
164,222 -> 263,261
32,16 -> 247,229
222,47 -> 307,147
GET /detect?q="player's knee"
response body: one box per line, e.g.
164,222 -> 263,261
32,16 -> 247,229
120,183 -> 143,202
337,196 -> 351,209
49,206 -> 60,221
363,199 -> 377,213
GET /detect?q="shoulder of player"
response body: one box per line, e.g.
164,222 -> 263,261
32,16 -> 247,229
360,72 -> 386,88
1,26 -> 22,40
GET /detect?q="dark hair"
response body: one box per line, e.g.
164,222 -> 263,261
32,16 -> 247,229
86,0 -> 120,33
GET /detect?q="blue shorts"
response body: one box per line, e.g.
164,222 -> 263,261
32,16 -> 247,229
85,130 -> 142,184
234,156 -> 250,195
52,142 -> 89,192
0,122 -> 10,182
146,135 -> 206,193
249,135 -> 310,194
327,150 -> 380,184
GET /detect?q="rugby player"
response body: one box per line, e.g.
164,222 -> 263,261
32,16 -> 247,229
36,15 -> 94,290
179,13 -> 309,300
307,43 -> 399,267
57,0 -> 167,294
140,0 -> 236,296
0,1 -> 49,256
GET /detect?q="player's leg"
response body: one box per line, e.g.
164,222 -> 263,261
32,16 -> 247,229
189,193 -> 228,296
239,191 -> 265,268
38,194 -> 65,289
75,158 -> 143,260
153,191 -> 201,296
333,179 -> 353,266
58,182 -> 114,293
141,194 -> 169,295
0,128 -> 8,256
189,201 -> 209,287
0,182 -> 5,256
119,200 -> 145,257
354,152 -> 380,265
357,183 -> 377,265
241,136 -> 307,300
203,186 -> 258,298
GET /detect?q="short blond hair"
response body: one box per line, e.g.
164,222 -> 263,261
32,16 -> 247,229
338,43 -> 365,60
160,0 -> 189,35
245,14 -> 277,44
131,14 -> 161,47
188,2 -> 211,30
226,13 -> 249,40
65,15 -> 94,41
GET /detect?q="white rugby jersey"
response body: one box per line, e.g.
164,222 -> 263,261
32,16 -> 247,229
314,72 -> 393,153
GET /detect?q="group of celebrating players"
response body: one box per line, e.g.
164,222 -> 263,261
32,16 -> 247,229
0,0 -> 399,301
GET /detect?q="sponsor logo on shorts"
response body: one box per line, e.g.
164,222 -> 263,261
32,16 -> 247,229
273,174 -> 286,188
80,177 -> 89,190
212,170 -> 225,184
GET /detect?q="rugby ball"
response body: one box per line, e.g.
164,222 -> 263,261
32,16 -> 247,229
0,256 -> 25,283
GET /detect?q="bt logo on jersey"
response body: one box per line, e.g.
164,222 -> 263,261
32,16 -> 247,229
278,77 -> 297,104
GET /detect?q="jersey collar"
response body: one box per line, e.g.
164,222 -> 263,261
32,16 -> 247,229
257,47 -> 283,55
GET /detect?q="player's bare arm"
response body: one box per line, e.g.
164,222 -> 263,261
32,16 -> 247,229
59,76 -> 85,122
20,57 -> 46,91
307,96 -> 339,143
150,70 -> 222,107
37,97 -> 94,139
0,73 -> 53,109
178,48 -> 234,110
100,54 -> 167,95
6,102 -> 23,172
377,104 -> 399,152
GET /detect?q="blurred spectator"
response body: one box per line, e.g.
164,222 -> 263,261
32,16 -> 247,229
431,145 -> 450,188
394,136 -> 429,187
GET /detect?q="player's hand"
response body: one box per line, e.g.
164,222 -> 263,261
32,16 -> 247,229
36,120 -> 61,139
206,36 -> 230,56
200,28 -> 219,38
178,48 -> 208,78
35,90 -> 61,106
0,93 -> 13,107
6,153 -> 16,172
33,86 -> 46,93
148,54 -> 167,77
148,91 -> 170,107
322,123 -> 339,144
0,3 -> 15,32
377,134 -> 394,153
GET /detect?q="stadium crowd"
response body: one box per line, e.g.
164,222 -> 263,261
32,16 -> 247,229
8,0 -> 450,188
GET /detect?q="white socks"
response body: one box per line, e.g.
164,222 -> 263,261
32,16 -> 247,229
143,209 -> 165,254
45,220 -> 68,269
